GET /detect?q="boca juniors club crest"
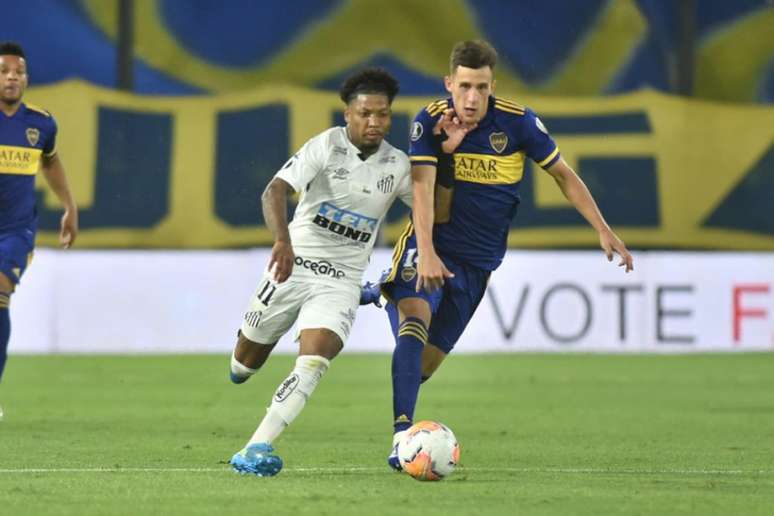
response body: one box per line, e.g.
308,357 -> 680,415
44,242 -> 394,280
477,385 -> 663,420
401,266 -> 417,282
489,132 -> 508,154
377,174 -> 394,193
26,127 -> 40,146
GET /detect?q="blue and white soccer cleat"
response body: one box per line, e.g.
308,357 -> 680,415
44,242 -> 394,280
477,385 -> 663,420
388,431 -> 406,471
359,281 -> 383,307
230,443 -> 283,477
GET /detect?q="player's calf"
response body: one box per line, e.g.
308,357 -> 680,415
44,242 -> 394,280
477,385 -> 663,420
0,290 -> 11,383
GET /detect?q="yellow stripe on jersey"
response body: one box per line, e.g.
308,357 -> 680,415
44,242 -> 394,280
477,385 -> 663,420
25,103 -> 52,117
0,145 -> 42,175
453,151 -> 525,185
494,103 -> 525,116
494,98 -> 525,111
43,146 -> 57,158
537,147 -> 560,168
387,221 -> 414,282
426,99 -> 448,116
410,155 -> 438,163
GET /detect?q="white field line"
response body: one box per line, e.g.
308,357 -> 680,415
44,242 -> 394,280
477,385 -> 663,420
0,466 -> 772,475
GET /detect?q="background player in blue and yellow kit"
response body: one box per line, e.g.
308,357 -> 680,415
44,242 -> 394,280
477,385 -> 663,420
365,40 -> 634,469
0,42 -> 78,418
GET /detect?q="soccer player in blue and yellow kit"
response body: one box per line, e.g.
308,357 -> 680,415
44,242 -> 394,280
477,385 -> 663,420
0,42 -> 78,419
363,40 -> 633,469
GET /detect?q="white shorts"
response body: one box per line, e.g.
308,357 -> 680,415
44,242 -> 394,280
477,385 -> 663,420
239,271 -> 360,346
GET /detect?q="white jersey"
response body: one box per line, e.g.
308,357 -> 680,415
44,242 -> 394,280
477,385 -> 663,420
275,127 -> 412,284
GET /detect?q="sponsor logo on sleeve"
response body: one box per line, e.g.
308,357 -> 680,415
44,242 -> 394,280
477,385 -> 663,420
535,117 -> 548,134
410,121 -> 424,142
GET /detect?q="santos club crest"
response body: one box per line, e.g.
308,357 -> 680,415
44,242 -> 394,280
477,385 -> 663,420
489,132 -> 508,154
377,174 -> 394,193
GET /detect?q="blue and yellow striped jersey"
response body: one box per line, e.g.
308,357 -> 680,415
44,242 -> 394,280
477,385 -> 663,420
0,102 -> 57,233
408,96 -> 560,271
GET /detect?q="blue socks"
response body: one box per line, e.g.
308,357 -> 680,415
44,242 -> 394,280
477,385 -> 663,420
391,315 -> 429,433
0,293 -> 10,380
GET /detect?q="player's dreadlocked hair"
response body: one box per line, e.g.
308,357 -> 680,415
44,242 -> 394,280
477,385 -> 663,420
0,41 -> 26,59
450,40 -> 497,73
339,67 -> 400,105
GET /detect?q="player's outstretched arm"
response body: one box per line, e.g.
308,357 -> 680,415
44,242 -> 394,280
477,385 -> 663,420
412,165 -> 454,292
545,158 -> 633,272
41,154 -> 78,249
261,177 -> 295,283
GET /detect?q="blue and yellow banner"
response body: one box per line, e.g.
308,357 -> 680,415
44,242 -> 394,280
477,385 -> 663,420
28,81 -> 774,249
6,1 -> 774,102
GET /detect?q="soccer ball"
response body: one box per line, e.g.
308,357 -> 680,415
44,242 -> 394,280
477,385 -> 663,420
398,420 -> 460,481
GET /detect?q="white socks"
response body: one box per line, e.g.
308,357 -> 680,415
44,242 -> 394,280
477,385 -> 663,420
247,354 -> 330,446
230,352 -> 257,381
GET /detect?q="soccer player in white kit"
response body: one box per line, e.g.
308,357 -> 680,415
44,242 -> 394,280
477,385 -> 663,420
228,68 -> 412,476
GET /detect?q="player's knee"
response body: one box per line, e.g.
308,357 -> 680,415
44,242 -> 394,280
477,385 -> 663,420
0,271 -> 15,293
397,298 -> 431,326
298,328 -> 343,360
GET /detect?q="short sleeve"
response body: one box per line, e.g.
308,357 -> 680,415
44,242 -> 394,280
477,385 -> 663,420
396,156 -> 413,208
275,132 -> 327,192
408,108 -> 440,167
43,116 -> 58,157
522,108 -> 560,169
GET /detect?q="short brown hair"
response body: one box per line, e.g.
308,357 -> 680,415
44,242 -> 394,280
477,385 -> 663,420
449,40 -> 497,74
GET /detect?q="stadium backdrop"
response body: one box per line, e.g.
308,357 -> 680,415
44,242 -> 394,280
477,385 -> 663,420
26,81 -> 774,250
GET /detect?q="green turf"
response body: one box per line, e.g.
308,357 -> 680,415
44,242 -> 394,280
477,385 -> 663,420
1,354 -> 773,515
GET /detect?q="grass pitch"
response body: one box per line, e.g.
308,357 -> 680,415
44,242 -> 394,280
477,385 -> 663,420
1,353 -> 773,515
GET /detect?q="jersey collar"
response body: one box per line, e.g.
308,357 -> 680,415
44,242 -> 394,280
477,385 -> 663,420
0,101 -> 24,119
342,126 -> 386,161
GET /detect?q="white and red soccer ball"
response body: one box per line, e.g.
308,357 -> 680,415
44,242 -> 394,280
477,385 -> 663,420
398,420 -> 460,481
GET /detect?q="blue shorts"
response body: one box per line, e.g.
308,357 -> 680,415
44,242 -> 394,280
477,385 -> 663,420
381,224 -> 490,353
0,230 -> 35,285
